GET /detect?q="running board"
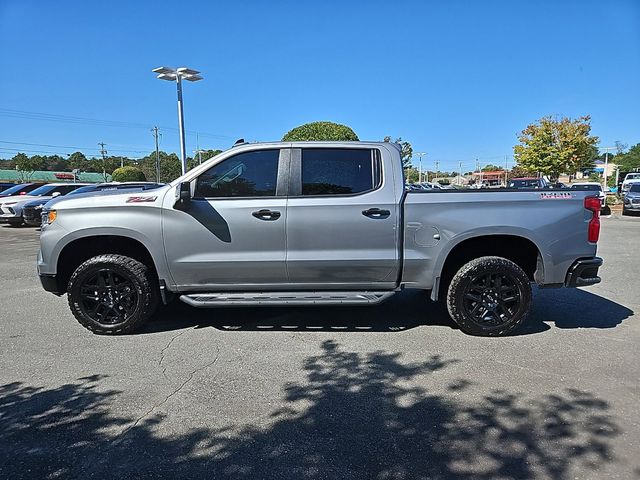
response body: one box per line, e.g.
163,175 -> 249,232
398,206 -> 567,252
179,291 -> 395,307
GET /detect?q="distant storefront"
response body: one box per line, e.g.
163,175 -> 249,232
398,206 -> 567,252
0,170 -> 110,183
471,171 -> 506,186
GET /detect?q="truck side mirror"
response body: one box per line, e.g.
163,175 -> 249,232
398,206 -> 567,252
175,181 -> 191,209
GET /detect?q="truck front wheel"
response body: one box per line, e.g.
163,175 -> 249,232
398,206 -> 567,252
446,256 -> 532,336
67,254 -> 157,334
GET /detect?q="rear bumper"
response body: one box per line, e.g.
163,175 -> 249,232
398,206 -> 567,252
565,257 -> 602,287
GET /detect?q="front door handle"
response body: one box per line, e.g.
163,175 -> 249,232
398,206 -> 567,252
362,207 -> 391,218
252,209 -> 281,221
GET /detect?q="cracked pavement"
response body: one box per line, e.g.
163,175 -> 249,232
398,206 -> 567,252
0,216 -> 639,479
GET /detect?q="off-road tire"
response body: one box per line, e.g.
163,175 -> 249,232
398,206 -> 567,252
446,256 -> 532,336
67,254 -> 157,334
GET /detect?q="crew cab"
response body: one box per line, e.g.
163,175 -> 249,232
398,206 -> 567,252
37,141 -> 603,336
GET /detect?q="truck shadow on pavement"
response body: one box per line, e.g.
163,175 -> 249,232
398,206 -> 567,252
144,288 -> 633,336
0,341 -> 626,479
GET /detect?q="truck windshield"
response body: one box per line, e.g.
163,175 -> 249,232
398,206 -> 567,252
570,184 -> 601,191
630,184 -> 640,193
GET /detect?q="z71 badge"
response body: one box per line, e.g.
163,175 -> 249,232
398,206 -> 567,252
540,192 -> 572,199
126,196 -> 158,203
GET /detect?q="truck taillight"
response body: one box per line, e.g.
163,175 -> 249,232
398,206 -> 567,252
584,196 -> 600,243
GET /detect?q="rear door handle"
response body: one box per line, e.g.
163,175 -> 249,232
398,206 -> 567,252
362,207 -> 391,218
252,209 -> 281,221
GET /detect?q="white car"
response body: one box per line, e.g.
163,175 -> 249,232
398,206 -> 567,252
570,182 -> 606,207
621,173 -> 640,193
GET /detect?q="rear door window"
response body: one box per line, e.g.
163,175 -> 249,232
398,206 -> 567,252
301,148 -> 379,196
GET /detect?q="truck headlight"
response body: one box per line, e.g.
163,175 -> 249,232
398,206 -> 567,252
47,210 -> 57,224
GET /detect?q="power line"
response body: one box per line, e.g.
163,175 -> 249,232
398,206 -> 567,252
0,108 -> 235,140
0,139 -> 150,154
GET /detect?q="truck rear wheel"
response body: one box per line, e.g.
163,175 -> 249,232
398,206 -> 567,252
67,254 -> 157,334
446,256 -> 531,336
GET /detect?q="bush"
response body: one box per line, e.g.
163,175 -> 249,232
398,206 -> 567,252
282,121 -> 359,142
111,166 -> 146,182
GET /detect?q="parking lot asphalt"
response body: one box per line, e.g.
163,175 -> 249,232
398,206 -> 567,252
0,216 -> 638,480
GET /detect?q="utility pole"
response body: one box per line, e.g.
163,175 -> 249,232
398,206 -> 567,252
458,161 -> 463,186
601,146 -> 616,191
476,158 -> 480,186
98,142 -> 108,182
196,133 -> 202,165
504,155 -> 509,186
151,127 -> 161,183
414,152 -> 426,183
434,159 -> 440,183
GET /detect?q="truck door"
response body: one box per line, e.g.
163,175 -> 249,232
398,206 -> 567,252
285,146 -> 400,289
163,148 -> 289,290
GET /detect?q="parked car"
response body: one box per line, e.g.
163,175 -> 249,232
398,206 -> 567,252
0,183 -> 90,226
39,141 -> 603,337
0,182 -> 44,198
621,173 -> 640,194
623,182 -> 640,215
24,182 -> 164,226
420,182 -> 443,190
508,177 -> 548,189
570,182 -> 605,207
0,183 -> 16,193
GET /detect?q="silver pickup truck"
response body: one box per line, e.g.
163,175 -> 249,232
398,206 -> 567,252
38,141 -> 603,336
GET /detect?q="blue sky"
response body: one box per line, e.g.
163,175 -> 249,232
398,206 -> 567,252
1,0 -> 638,172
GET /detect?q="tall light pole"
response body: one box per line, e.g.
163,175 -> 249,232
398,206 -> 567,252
152,66 -> 203,175
414,152 -> 426,183
600,146 -> 616,191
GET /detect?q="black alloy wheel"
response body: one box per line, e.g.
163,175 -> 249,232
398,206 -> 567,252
78,268 -> 138,325
446,256 -> 532,336
460,271 -> 521,327
68,254 -> 157,334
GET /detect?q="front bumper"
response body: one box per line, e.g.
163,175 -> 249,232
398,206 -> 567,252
39,273 -> 63,295
565,257 -> 603,287
623,200 -> 640,211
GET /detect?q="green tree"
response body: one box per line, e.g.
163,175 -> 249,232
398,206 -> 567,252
137,151 -> 182,183
68,152 -> 88,172
513,115 -> 599,180
44,155 -> 68,171
13,153 -> 44,181
404,167 -> 419,183
86,156 -> 122,181
111,166 -> 147,182
200,149 -> 222,162
384,136 -> 413,169
613,143 -> 640,171
482,164 -> 503,172
283,121 -> 359,141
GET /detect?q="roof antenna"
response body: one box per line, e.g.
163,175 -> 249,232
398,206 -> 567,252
233,138 -> 246,147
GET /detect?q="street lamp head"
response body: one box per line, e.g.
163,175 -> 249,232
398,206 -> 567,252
152,66 -> 176,75
176,67 -> 200,75
183,74 -> 203,82
157,73 -> 178,81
